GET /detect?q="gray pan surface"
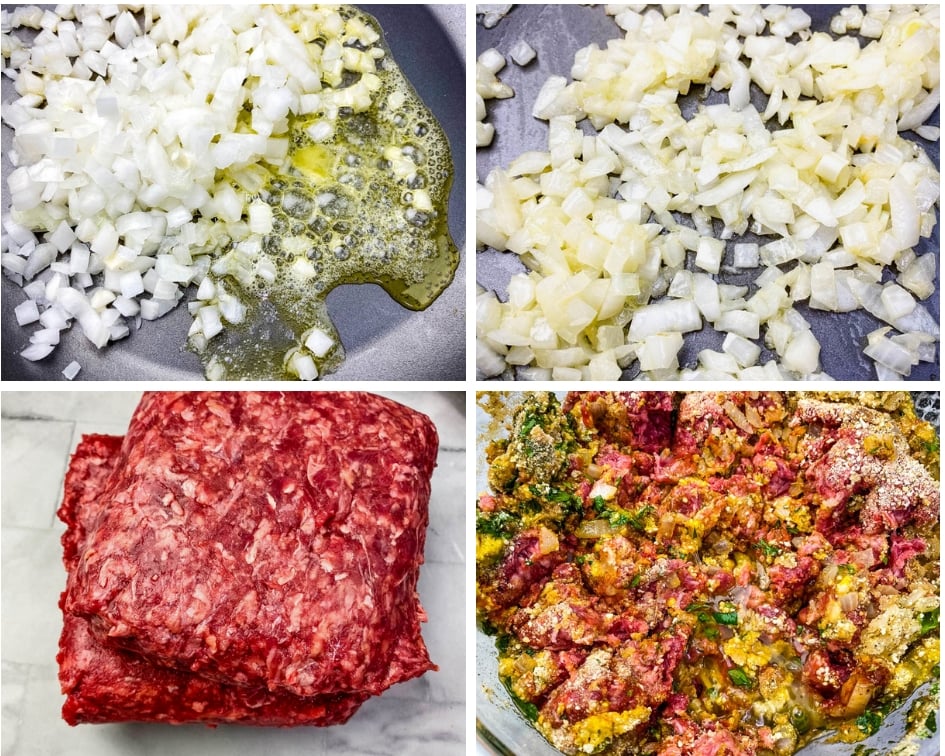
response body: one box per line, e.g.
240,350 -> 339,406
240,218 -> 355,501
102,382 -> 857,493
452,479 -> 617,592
2,4 -> 465,381
476,5 -> 939,381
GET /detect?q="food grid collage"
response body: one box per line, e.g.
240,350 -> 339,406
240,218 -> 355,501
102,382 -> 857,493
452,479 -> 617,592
0,5 -> 939,756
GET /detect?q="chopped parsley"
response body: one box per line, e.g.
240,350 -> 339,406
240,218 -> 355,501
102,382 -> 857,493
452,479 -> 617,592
713,610 -> 738,626
684,601 -> 712,624
607,511 -> 632,528
527,484 -> 582,517
853,698 -> 900,738
519,413 -> 541,438
547,487 -> 581,512
545,487 -> 573,503
479,618 -> 499,636
476,509 -> 519,538
919,607 -> 939,636
592,497 -> 649,530
756,538 -> 781,558
728,668 -> 753,689
923,710 -> 936,736
508,689 -> 539,722
855,710 -> 883,737
686,600 -> 738,628
626,505 -> 654,532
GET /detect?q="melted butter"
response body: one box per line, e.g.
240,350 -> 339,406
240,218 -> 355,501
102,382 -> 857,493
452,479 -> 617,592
292,144 -> 334,183
192,6 -> 457,380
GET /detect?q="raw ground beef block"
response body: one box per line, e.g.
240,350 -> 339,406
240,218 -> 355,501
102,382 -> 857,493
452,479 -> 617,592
59,433 -> 124,570
58,391 -> 438,724
59,614 -> 369,726
59,433 -> 368,726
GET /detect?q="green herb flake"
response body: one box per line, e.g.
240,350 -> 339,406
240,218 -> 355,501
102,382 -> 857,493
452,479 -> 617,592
590,498 -> 650,531
547,487 -> 582,516
479,618 -> 499,636
924,710 -> 936,736
519,414 -> 541,438
756,539 -> 781,558
713,610 -> 738,626
510,691 -> 539,722
607,510 -> 632,528
855,710 -> 883,737
626,505 -> 654,533
476,510 -> 519,538
728,668 -> 753,689
919,607 -> 939,636
547,487 -> 575,504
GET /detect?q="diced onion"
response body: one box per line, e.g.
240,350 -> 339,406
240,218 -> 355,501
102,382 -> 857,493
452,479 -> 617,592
589,481 -> 617,501
576,519 -> 615,539
510,40 -> 537,67
303,327 -> 334,358
14,299 -> 40,325
476,48 -> 513,147
476,4 -> 940,380
20,342 -> 55,361
4,6 -> 395,375
62,360 -> 81,380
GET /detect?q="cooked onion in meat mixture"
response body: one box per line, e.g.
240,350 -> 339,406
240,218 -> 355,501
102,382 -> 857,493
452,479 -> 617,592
477,392 -> 940,755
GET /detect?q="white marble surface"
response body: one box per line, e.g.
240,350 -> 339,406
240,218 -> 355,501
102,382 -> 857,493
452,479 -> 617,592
1,391 -> 466,756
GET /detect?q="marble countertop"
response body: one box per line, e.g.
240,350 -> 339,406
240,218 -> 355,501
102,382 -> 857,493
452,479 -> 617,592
1,391 -> 466,756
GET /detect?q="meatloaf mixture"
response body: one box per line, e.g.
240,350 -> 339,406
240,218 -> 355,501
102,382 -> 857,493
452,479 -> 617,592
477,391 -> 939,755
59,391 -> 438,725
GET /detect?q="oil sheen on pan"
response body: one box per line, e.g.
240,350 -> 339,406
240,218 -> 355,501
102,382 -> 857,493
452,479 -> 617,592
1,5 -> 461,380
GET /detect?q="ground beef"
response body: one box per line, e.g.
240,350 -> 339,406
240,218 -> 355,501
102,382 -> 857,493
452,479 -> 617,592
510,563 -> 603,648
59,614 -> 368,726
58,391 -> 438,725
478,391 -> 939,756
565,391 -> 675,453
60,434 -> 366,725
